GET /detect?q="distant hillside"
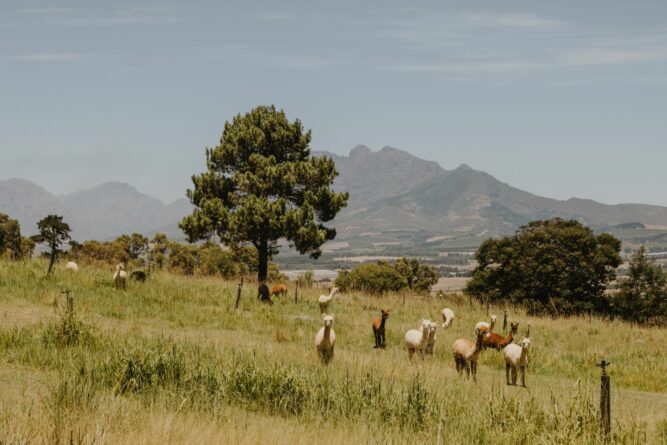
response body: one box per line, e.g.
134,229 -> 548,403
4,146 -> 667,261
0,178 -> 190,241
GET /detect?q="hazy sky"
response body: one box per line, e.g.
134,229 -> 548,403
1,0 -> 666,205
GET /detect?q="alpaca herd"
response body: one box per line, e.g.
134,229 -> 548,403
308,293 -> 531,386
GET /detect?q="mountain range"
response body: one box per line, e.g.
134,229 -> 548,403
3,146 -> 667,258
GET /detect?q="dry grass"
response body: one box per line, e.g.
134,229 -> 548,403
0,259 -> 666,444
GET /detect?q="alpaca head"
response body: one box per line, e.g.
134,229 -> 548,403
490,314 -> 497,323
323,314 -> 334,328
421,319 -> 431,331
475,330 -> 485,349
381,309 -> 390,320
510,322 -> 519,335
116,263 -> 125,271
428,321 -> 437,336
331,287 -> 338,296
520,337 -> 531,350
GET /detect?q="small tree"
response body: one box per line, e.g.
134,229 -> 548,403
180,105 -> 348,302
614,246 -> 667,323
32,215 -> 72,275
148,233 -> 169,270
394,257 -> 439,292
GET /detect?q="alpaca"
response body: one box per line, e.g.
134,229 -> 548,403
372,309 -> 390,349
315,315 -> 336,364
129,270 -> 147,282
483,322 -> 518,351
318,287 -> 338,314
404,319 -> 430,361
425,321 -> 438,355
65,261 -> 79,272
113,263 -> 127,289
475,314 -> 497,336
452,330 -> 485,382
270,283 -> 288,297
441,308 -> 455,329
503,337 -> 531,387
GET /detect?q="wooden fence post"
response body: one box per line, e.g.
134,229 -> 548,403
294,283 -> 298,304
235,277 -> 243,310
597,360 -> 611,441
502,310 -> 507,333
526,324 -> 531,338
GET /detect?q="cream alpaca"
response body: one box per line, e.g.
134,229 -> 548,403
113,263 -> 127,289
65,261 -> 79,272
315,315 -> 336,364
318,287 -> 338,314
475,314 -> 497,336
441,308 -> 455,329
425,322 -> 438,355
452,330 -> 485,383
404,319 -> 431,361
503,337 -> 531,387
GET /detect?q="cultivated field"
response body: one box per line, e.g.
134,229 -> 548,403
1,260 -> 666,444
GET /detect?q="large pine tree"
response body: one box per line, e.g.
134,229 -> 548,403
180,105 -> 348,300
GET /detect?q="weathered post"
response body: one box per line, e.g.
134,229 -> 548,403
235,277 -> 243,309
294,282 -> 298,304
526,324 -> 531,338
502,310 -> 508,333
62,289 -> 73,317
597,359 -> 611,441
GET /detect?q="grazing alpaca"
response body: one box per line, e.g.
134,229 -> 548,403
452,331 -> 485,382
475,314 -> 497,336
270,283 -> 288,297
441,308 -> 455,329
65,261 -> 79,272
113,263 -> 127,289
503,337 -> 531,387
318,287 -> 338,314
315,315 -> 336,364
372,309 -> 390,349
425,321 -> 438,355
129,270 -> 147,282
404,319 -> 430,362
483,322 -> 518,351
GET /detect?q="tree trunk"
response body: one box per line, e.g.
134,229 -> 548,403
47,249 -> 56,276
257,239 -> 272,304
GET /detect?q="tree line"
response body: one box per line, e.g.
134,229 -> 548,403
466,218 -> 667,324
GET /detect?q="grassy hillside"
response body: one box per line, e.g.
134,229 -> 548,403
1,260 -> 666,444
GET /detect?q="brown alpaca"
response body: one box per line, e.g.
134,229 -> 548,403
483,322 -> 518,351
452,331 -> 485,382
372,309 -> 390,349
270,283 -> 288,297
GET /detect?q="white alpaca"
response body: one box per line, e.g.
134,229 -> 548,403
475,314 -> 497,336
425,321 -> 438,355
315,315 -> 336,364
441,308 -> 455,329
404,319 -> 430,361
503,337 -> 531,387
113,263 -> 127,289
65,261 -> 79,272
452,331 -> 485,383
318,287 -> 338,314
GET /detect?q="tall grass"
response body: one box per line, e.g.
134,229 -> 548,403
0,259 -> 665,444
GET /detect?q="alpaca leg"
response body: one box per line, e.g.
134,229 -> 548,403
505,363 -> 511,386
471,362 -> 477,383
374,331 -> 379,348
511,366 -> 518,385
520,365 -> 526,387
464,362 -> 471,379
408,348 -> 414,362
381,331 -> 386,349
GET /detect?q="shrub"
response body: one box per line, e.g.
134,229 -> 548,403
336,262 -> 407,294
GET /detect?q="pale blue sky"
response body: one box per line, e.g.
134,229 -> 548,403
1,1 -> 666,205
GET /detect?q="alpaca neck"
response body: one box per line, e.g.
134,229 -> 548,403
520,348 -> 529,362
323,326 -> 331,340
379,317 -> 387,331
